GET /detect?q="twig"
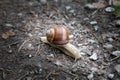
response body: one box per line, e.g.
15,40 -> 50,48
18,39 -> 29,52
110,56 -> 120,61
45,72 -> 52,80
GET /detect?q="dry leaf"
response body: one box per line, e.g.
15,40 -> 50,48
93,1 -> 106,9
113,0 -> 120,6
1,30 -> 15,39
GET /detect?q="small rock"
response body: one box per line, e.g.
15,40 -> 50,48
90,21 -> 97,25
103,44 -> 113,49
108,37 -> 114,42
54,60 -> 62,66
111,51 -> 120,57
69,35 -> 74,39
89,53 -> 98,60
28,54 -> 32,58
115,19 -> 120,26
5,23 -> 13,27
87,73 -> 94,80
40,0 -> 47,4
69,9 -> 75,13
80,63 -> 86,68
93,25 -> 99,31
114,64 -> 120,73
83,17 -> 89,21
28,33 -> 33,37
84,4 -> 95,10
108,73 -> 114,79
65,6 -> 71,10
80,52 -> 86,56
8,49 -> 12,53
105,6 -> 115,13
91,67 -> 98,72
27,43 -> 34,50
87,39 -> 96,43
18,13 -> 23,16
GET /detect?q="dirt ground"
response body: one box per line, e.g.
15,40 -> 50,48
0,0 -> 120,80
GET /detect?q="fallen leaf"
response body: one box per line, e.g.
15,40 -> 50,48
1,30 -> 15,39
113,0 -> 120,6
92,1 -> 106,9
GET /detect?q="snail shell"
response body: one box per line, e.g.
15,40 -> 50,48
46,25 -> 69,45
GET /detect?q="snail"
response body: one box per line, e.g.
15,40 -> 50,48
40,25 -> 81,59
46,25 -> 69,45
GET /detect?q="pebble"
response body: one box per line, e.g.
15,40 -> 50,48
69,9 -> 75,13
84,4 -> 95,9
90,21 -> 97,25
89,53 -> 98,60
65,6 -> 71,10
87,39 -> 96,43
27,43 -> 34,50
40,0 -> 47,4
93,25 -> 99,31
18,13 -> 23,16
90,67 -> 98,72
80,52 -> 86,56
8,49 -> 12,53
111,51 -> 120,57
108,37 -> 114,42
105,6 -> 115,13
103,44 -> 113,49
28,54 -> 32,58
115,19 -> 120,26
5,23 -> 13,27
28,33 -> 33,37
54,60 -> 62,66
108,73 -> 114,79
87,73 -> 94,80
69,35 -> 74,39
114,64 -> 120,73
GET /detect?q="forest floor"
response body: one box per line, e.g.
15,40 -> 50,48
0,0 -> 120,80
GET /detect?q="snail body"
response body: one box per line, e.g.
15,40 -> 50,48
46,25 -> 69,45
41,25 -> 81,59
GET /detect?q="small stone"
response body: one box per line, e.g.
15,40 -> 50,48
69,9 -> 74,13
28,54 -> 32,58
114,64 -> 120,73
108,37 -> 114,42
89,53 -> 98,60
40,0 -> 47,4
111,51 -> 120,57
103,44 -> 113,49
84,4 -> 95,9
80,64 -> 86,68
87,73 -> 94,80
83,17 -> 89,21
115,19 -> 120,26
27,43 -> 34,50
91,67 -> 98,72
65,6 -> 71,10
108,73 -> 114,79
93,25 -> 99,31
69,35 -> 74,39
105,6 -> 115,13
28,33 -> 33,37
5,23 -> 13,27
80,52 -> 86,56
87,39 -> 96,43
8,49 -> 12,53
54,60 -> 62,66
90,21 -> 97,25
18,13 -> 23,16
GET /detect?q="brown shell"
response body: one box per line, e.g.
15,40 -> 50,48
46,25 -> 69,45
